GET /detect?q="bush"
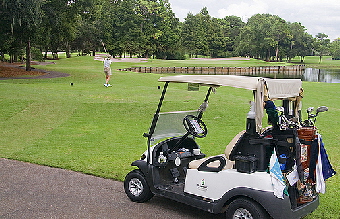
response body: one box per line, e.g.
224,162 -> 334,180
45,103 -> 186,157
155,50 -> 186,60
31,47 -> 44,62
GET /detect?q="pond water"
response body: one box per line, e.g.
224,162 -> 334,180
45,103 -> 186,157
255,68 -> 340,83
302,68 -> 340,83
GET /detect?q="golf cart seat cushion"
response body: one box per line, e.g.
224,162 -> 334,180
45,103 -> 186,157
188,131 -> 245,170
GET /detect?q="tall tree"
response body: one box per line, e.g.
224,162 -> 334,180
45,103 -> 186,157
207,18 -> 229,58
329,38 -> 340,60
100,0 -> 144,57
2,0 -> 44,70
314,33 -> 330,63
41,0 -> 94,59
236,14 -> 272,59
287,22 -> 313,62
181,9 -> 210,57
236,14 -> 292,61
0,2 -> 14,61
181,12 -> 198,57
137,0 -> 181,59
182,7 -> 220,57
269,15 -> 291,61
152,0 -> 182,59
72,0 -> 103,56
223,16 -> 244,54
195,7 -> 210,56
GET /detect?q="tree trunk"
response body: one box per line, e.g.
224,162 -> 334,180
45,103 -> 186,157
267,49 -> 271,61
275,46 -> 279,62
44,50 -> 48,59
26,40 -> 31,71
300,56 -> 305,63
66,42 -> 71,58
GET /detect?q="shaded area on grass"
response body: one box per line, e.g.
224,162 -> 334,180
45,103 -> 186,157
0,62 -> 69,80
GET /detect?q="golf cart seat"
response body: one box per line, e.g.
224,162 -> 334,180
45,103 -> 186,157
188,131 -> 246,171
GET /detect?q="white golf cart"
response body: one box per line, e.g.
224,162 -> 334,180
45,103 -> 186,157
124,75 -> 335,219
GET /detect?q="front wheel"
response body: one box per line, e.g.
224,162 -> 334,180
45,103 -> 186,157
124,169 -> 154,203
225,198 -> 269,219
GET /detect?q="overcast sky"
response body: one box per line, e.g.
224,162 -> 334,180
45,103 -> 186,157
168,0 -> 340,41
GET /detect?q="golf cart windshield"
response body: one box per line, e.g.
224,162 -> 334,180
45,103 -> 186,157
150,110 -> 198,145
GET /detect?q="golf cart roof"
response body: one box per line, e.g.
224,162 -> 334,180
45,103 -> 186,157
159,75 -> 302,99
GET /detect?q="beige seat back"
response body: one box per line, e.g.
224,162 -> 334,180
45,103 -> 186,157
224,130 -> 246,158
188,130 -> 245,170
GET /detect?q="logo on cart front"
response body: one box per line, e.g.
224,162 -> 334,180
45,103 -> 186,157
197,179 -> 207,191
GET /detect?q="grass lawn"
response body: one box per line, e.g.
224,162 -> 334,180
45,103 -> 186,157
0,55 -> 339,218
292,55 -> 340,69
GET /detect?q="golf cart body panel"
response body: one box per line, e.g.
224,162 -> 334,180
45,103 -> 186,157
124,75 -> 335,219
184,169 -> 274,200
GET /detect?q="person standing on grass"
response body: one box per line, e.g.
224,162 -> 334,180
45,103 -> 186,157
103,56 -> 112,87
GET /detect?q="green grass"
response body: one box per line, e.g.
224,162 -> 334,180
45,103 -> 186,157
0,55 -> 339,218
292,55 -> 340,69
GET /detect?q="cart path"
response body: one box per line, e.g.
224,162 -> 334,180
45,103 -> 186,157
0,158 -> 224,219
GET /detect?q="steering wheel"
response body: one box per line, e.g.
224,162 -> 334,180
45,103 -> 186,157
183,115 -> 207,138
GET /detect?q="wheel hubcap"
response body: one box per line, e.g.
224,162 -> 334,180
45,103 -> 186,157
129,178 -> 144,196
233,208 -> 253,219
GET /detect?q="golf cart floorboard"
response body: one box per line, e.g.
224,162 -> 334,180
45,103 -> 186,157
155,182 -> 220,214
156,182 -> 185,194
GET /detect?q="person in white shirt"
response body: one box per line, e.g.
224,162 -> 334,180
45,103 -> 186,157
103,56 -> 112,87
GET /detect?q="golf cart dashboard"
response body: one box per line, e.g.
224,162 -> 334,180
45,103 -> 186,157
152,137 -> 204,167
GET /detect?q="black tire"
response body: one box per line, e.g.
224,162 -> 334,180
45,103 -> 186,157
225,197 -> 269,219
124,169 -> 154,203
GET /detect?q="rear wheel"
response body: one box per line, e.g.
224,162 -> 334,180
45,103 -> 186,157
124,169 -> 154,203
225,198 -> 269,219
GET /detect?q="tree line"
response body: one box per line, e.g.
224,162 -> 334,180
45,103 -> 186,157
1,0 -> 339,71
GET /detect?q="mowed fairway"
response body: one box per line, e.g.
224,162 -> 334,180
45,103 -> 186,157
0,55 -> 339,218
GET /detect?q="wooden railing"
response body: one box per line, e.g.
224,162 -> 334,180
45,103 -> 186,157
120,65 -> 305,76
